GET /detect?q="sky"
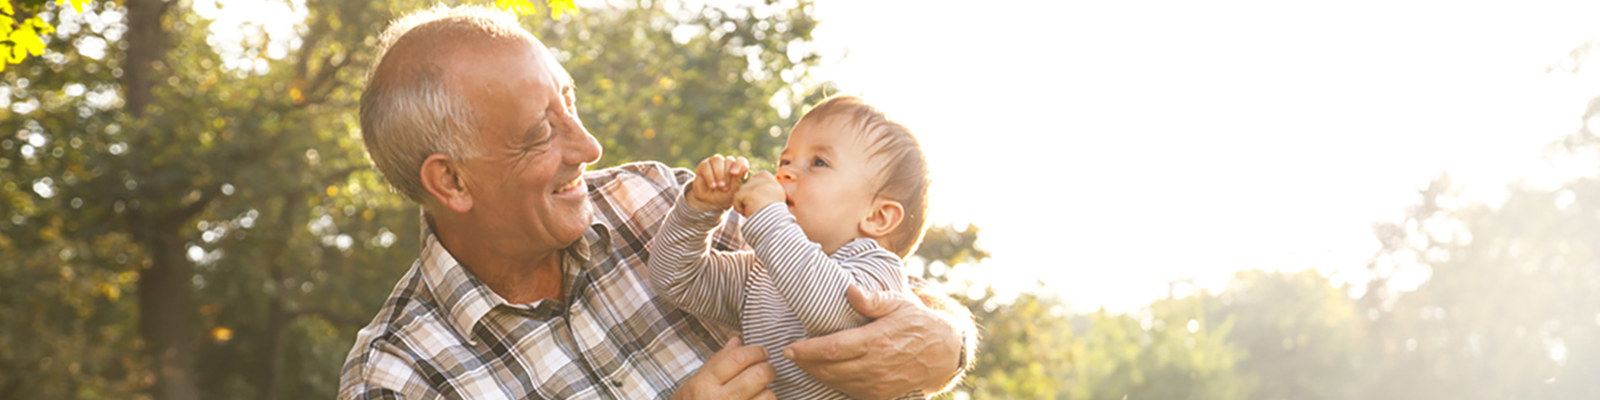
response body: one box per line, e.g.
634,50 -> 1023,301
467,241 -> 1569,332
804,0 -> 1600,312
182,0 -> 1600,313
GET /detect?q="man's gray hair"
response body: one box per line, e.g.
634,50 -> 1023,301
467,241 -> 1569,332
359,5 -> 532,203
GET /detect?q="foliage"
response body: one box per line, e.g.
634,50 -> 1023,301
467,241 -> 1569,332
913,229 -> 1252,400
2,0 -> 88,72
1205,270 -> 1367,400
0,0 -> 823,399
494,0 -> 576,20
7,1 -> 1600,399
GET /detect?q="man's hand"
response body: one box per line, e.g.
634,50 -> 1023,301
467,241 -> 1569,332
673,337 -> 777,400
782,286 -> 966,400
687,154 -> 750,212
734,171 -> 784,217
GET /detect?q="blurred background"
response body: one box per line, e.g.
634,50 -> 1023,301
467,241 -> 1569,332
2,0 -> 1599,399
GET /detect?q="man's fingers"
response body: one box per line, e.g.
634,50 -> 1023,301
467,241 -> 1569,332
845,285 -> 914,319
747,388 -> 777,400
723,356 -> 777,397
706,339 -> 768,384
793,355 -> 870,387
784,329 -> 871,364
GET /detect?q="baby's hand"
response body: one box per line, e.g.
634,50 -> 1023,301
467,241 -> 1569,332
734,171 -> 785,217
687,154 -> 750,212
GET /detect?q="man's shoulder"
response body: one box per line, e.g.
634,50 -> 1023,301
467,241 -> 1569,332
337,265 -> 445,399
583,161 -> 693,190
584,161 -> 695,228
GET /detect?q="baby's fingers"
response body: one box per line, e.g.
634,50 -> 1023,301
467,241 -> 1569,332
732,157 -> 750,184
709,154 -> 730,189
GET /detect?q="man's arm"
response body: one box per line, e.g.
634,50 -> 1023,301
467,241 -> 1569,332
338,341 -> 445,400
782,285 -> 976,400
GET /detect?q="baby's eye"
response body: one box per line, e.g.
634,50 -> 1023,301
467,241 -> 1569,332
811,158 -> 827,167
779,159 -> 791,167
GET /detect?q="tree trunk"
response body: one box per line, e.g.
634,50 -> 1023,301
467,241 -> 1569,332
126,1 -> 194,399
123,0 -> 167,116
137,231 -> 200,400
256,296 -> 289,400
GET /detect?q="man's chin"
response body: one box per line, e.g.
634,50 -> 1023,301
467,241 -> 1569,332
549,201 -> 595,245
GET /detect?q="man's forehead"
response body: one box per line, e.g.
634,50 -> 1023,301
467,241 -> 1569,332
532,44 -> 574,88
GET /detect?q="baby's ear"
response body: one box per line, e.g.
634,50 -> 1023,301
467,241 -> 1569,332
859,198 -> 905,239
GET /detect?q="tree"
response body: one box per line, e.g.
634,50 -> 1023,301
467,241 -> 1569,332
0,0 -> 826,399
1353,174 -> 1600,400
1205,270 -> 1368,400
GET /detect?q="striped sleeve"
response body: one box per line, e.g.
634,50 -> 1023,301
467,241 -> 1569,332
644,188 -> 759,330
741,203 -> 908,337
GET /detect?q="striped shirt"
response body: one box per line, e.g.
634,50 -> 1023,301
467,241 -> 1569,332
338,162 -> 745,400
646,197 -> 923,400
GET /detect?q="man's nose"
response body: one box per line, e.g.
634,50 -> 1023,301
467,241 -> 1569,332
564,123 -> 602,165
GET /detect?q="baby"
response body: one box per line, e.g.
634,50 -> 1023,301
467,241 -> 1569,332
646,95 -> 931,400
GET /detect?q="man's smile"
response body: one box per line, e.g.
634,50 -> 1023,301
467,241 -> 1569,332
554,176 -> 584,194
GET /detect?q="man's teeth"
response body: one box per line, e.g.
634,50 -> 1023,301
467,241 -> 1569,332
557,178 -> 581,193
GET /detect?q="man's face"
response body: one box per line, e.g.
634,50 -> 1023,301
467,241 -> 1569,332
448,40 -> 602,252
776,117 -> 881,254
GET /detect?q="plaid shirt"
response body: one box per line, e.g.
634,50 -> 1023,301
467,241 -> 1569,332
338,162 -> 741,400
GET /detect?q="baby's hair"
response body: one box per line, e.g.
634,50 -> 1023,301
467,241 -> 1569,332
797,95 -> 930,259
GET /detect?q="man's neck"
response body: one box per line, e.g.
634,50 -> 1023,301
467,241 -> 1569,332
464,250 -> 565,305
433,220 -> 568,305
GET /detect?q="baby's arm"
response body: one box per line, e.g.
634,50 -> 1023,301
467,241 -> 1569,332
645,193 -> 758,330
741,202 -> 908,337
645,155 -> 757,329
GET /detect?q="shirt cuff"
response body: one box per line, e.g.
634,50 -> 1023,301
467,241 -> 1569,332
672,189 -> 727,231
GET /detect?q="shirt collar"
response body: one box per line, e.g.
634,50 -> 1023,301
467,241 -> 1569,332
832,238 -> 882,260
569,211 -> 613,264
418,229 -> 508,345
419,215 -> 614,344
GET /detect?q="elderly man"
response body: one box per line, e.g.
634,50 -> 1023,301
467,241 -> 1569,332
338,6 -> 974,400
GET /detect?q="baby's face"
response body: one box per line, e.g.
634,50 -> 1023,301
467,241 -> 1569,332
775,117 -> 881,254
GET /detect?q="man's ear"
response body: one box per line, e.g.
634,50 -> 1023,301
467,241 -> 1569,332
420,154 -> 474,213
859,198 -> 905,239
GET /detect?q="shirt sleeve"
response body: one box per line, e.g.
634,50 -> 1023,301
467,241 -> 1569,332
669,165 -> 746,252
338,339 -> 444,400
644,187 -> 760,330
740,203 -> 908,337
